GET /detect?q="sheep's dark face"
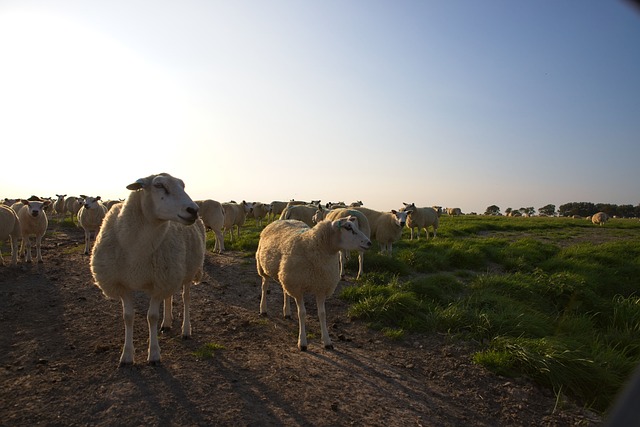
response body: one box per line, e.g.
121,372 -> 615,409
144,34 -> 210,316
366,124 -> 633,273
137,174 -> 199,225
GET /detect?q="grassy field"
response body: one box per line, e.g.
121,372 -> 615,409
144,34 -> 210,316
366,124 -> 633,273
216,215 -> 640,413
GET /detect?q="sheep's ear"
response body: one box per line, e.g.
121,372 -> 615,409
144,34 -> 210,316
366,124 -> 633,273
126,178 -> 146,191
96,196 -> 101,200
391,209 -> 397,214
80,195 -> 87,199
21,199 -> 29,205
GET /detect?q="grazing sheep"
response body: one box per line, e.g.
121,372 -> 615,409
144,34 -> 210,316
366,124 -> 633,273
77,196 -> 107,255
324,208 -> 371,279
0,204 -> 21,266
401,202 -> 439,240
592,212 -> 609,226
90,173 -> 206,366
269,201 -> 288,221
256,217 -> 371,350
353,207 -> 408,255
446,207 -> 462,216
196,199 -> 225,253
280,204 -> 318,227
251,202 -> 272,227
16,198 -> 51,263
53,194 -> 66,216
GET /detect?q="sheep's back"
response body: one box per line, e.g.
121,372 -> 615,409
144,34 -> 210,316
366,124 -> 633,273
408,207 -> 439,229
0,205 -> 20,239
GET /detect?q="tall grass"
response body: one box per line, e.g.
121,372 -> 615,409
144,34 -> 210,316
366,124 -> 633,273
211,214 -> 640,413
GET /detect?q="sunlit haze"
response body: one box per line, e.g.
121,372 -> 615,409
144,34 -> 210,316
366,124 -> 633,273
2,1 -> 639,214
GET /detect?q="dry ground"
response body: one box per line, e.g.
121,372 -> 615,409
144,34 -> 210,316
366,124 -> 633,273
0,222 -> 603,426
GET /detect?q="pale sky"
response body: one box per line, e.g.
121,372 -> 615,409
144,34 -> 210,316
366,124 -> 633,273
1,1 -> 639,214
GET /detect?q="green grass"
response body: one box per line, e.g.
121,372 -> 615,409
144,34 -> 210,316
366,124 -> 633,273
192,342 -> 226,359
214,214 -> 640,413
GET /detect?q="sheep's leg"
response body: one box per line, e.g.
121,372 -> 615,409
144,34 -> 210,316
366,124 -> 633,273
147,296 -> 162,364
339,250 -> 347,278
23,237 -> 32,263
120,292 -> 135,366
181,283 -> 191,338
161,296 -> 173,332
10,236 -> 18,266
410,228 -> 415,240
35,235 -> 44,263
294,297 -> 307,351
259,277 -> 269,316
283,290 -> 292,319
215,229 -> 225,253
356,250 -> 364,280
316,295 -> 333,349
83,230 -> 91,255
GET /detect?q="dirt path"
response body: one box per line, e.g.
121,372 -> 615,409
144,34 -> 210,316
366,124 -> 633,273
0,223 -> 601,426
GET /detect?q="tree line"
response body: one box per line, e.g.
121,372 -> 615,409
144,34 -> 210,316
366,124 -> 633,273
482,202 -> 640,218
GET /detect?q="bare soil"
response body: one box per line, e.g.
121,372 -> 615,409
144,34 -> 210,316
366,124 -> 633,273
0,223 -> 602,426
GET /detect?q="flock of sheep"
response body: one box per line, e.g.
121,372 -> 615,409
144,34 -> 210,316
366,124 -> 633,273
0,173 -> 612,365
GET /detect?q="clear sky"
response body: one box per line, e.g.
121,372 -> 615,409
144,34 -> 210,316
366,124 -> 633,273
1,1 -> 639,214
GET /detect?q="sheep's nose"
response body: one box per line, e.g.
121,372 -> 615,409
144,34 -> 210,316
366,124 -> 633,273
365,241 -> 372,248
186,206 -> 198,218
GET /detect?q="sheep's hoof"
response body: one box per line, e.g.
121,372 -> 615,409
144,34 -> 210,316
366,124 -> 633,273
181,335 -> 191,340
299,345 -> 308,351
324,344 -> 334,350
259,312 -> 268,317
284,315 -> 292,320
148,360 -> 161,367
118,361 -> 134,368
160,326 -> 171,333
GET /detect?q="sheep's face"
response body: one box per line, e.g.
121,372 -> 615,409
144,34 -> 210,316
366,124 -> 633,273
82,196 -> 101,210
334,216 -> 372,251
21,200 -> 49,218
129,173 -> 199,225
391,210 -> 409,228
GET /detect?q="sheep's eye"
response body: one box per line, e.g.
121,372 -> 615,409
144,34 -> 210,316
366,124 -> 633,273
154,183 -> 169,194
344,223 -> 352,231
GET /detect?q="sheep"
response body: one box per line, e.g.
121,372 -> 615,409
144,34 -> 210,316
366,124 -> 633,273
222,200 -> 252,241
352,207 -> 408,256
269,201 -> 288,221
251,202 -> 272,227
446,207 -> 462,216
64,196 -> 82,223
592,212 -> 609,226
77,196 -> 107,255
16,198 -> 51,263
53,194 -> 66,216
90,173 -> 206,366
256,216 -> 371,350
401,202 -> 439,239
0,204 -> 21,266
324,208 -> 371,279
196,199 -> 225,253
104,199 -> 124,210
279,204 -> 319,227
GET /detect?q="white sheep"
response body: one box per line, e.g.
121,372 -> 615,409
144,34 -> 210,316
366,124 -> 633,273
592,212 -> 609,226
64,196 -> 82,223
446,207 -> 462,216
0,204 -> 21,266
352,206 -> 408,256
196,199 -> 225,253
401,202 -> 439,239
279,204 -> 318,227
257,216 -> 371,350
269,201 -> 288,222
77,195 -> 108,255
222,200 -> 252,241
251,202 -> 272,227
324,208 -> 371,279
90,173 -> 206,366
53,194 -> 66,216
16,198 -> 51,263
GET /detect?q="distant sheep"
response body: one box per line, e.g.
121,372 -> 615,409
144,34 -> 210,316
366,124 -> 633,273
77,196 -> 107,255
280,204 -> 318,227
90,173 -> 206,365
256,217 -> 371,350
446,207 -> 462,216
402,202 -> 439,239
64,196 -> 83,223
269,201 -> 288,221
104,199 -> 124,210
53,194 -> 66,216
352,207 -> 409,255
16,198 -> 51,263
196,199 -> 225,253
349,201 -> 363,207
592,212 -> 609,226
251,202 -> 272,227
222,201 -> 252,241
0,204 -> 21,266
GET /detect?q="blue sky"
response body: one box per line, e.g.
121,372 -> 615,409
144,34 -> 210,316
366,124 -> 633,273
1,1 -> 639,214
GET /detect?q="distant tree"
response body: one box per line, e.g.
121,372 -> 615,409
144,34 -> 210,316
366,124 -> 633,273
617,205 -> 635,218
505,207 -> 512,216
559,202 -> 596,217
484,205 -> 501,216
519,207 -> 535,216
538,204 -> 556,216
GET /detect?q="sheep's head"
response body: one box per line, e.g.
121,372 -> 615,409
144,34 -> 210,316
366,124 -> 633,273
391,210 -> 409,228
21,199 -> 50,217
334,216 -> 371,251
81,196 -> 101,210
127,173 -> 199,225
